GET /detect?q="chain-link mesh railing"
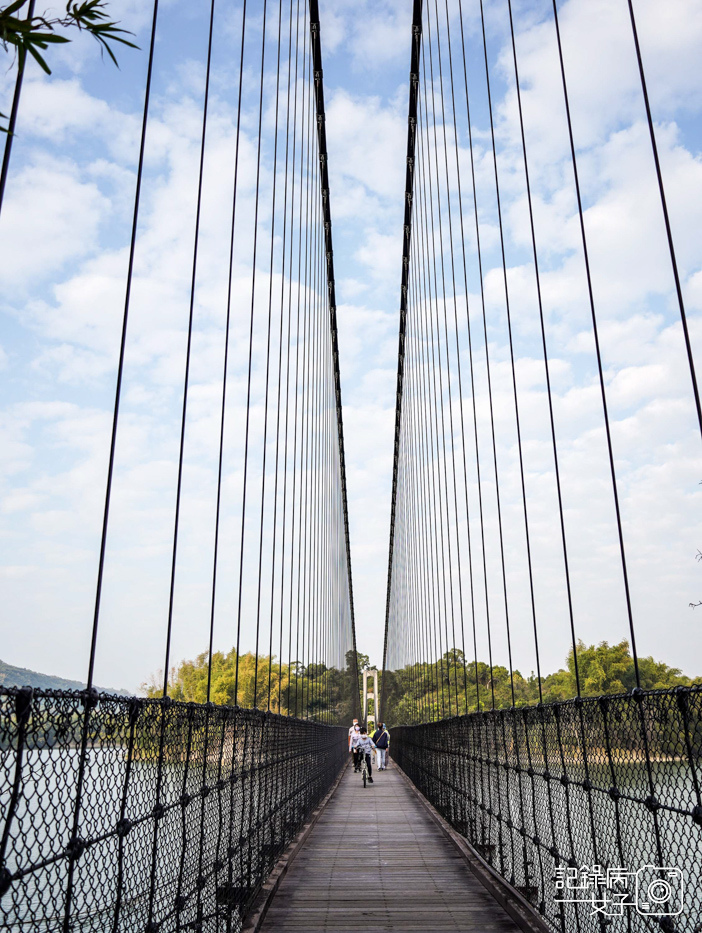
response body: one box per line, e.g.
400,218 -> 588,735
0,686 -> 347,932
390,686 -> 702,933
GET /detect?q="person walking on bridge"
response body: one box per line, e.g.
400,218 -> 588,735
372,722 -> 390,771
349,720 -> 361,771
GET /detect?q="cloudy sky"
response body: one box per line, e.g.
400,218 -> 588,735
1,0 -> 701,693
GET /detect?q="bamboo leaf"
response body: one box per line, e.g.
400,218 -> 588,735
24,42 -> 51,74
1,1 -> 29,18
1,0 -> 138,79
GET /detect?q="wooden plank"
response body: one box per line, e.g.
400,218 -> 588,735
256,765 -> 523,933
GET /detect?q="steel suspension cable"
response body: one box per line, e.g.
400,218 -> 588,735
150,0 -> 218,920
382,0 -> 423,684
208,0 -> 249,705
252,0 -> 284,709
439,0 -> 481,711
65,4 -> 160,929
626,0 -> 702,438
295,35 -> 311,715
455,0 -> 498,709
407,219 -> 440,714
285,0 -> 304,716
550,0 -> 641,688
406,277 -> 440,719
477,0 -> 533,705
504,0 -> 577,699
467,0 -> 519,707
233,0 -> 270,707
429,0 -> 474,710
423,10 -> 463,713
299,130 -> 313,717
414,118 -> 449,717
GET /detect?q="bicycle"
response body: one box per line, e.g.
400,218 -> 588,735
360,753 -> 374,787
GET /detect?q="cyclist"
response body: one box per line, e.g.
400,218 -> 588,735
354,726 -> 376,783
349,721 -> 362,771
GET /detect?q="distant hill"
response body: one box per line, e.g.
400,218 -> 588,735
0,659 -> 130,695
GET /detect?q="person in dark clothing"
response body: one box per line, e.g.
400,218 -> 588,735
372,723 -> 390,771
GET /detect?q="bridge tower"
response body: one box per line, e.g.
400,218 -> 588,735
362,668 -> 379,730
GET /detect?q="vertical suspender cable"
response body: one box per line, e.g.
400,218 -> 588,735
149,0 -> 218,922
309,0 -> 360,718
456,0 -> 498,708
626,0 -> 702,438
234,0 -> 269,707
63,5 -> 160,929
269,0 -> 296,711
424,11 -> 462,713
550,0 -> 640,687
253,0 -> 285,707
383,0 -> 423,685
504,0 -> 576,698
439,0 -> 481,712
208,1 -> 249,704
279,0 -> 301,715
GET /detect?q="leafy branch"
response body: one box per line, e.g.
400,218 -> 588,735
1,1 -> 138,130
1,0 -> 138,71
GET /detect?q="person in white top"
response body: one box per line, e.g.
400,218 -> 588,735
349,721 -> 361,771
350,726 -> 376,782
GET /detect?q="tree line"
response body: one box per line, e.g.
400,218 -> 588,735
143,639 -> 701,730
381,640 -> 702,725
143,648 -> 359,725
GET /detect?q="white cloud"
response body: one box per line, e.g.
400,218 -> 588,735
354,229 -> 402,288
14,77 -> 140,158
326,89 -> 406,203
319,0 -> 409,71
0,155 -> 109,292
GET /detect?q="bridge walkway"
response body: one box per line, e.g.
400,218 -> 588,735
257,761 -> 521,932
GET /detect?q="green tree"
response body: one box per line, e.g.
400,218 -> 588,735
1,1 -> 136,78
143,648 -> 355,725
383,640 -> 701,724
1,1 -> 138,212
540,640 -> 699,700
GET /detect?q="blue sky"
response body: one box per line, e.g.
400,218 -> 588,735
1,0 -> 701,693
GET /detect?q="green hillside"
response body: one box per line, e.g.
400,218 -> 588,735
0,659 -> 128,695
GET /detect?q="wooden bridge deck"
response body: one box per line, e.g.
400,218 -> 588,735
257,762 -> 522,932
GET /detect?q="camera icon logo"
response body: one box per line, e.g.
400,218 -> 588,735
635,866 -> 684,916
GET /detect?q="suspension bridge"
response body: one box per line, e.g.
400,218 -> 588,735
1,1 -> 700,932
